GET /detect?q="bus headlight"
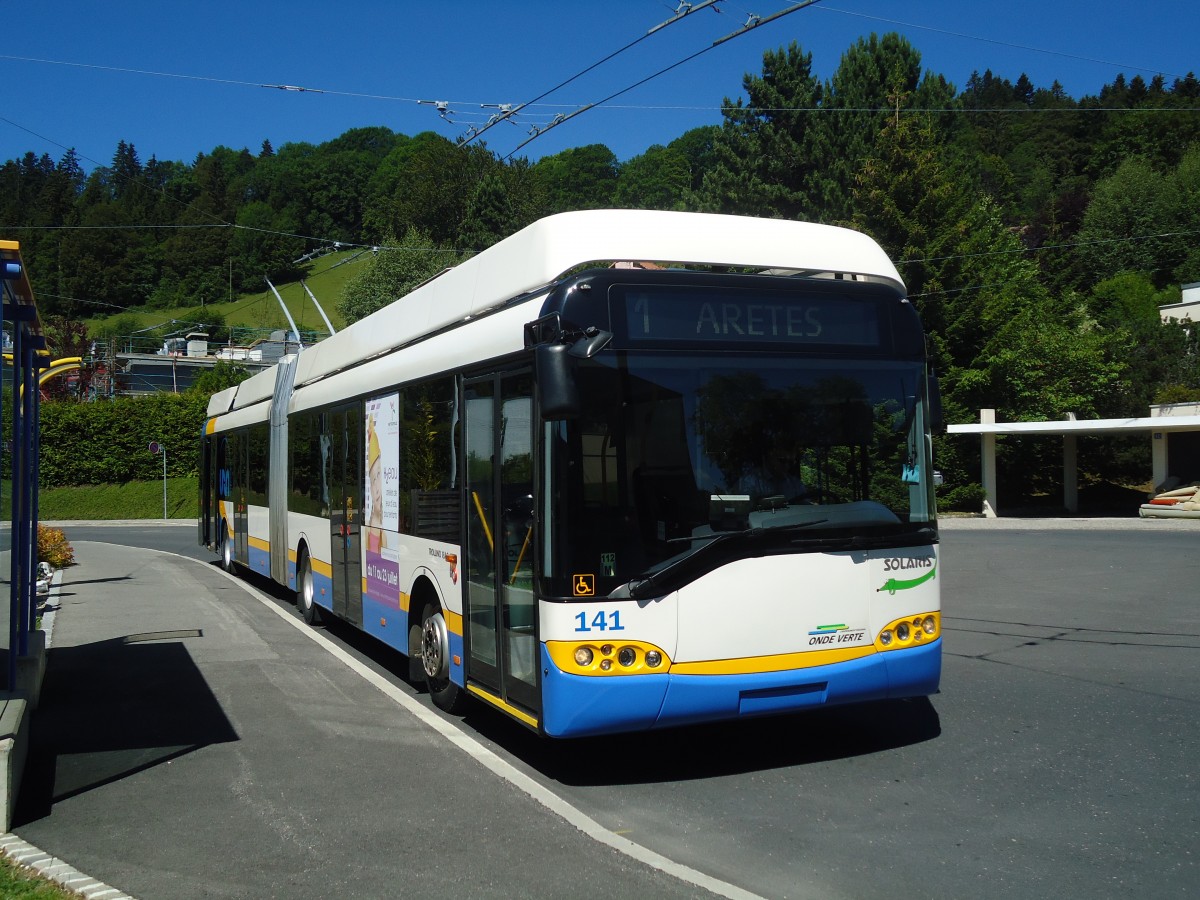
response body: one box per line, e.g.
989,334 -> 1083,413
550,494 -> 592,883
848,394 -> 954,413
547,640 -> 671,675
875,612 -> 939,652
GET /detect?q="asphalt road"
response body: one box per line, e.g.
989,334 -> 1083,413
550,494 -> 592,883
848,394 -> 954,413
24,520 -> 1200,899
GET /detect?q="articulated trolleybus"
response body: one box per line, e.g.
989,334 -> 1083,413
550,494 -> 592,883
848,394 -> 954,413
199,210 -> 942,738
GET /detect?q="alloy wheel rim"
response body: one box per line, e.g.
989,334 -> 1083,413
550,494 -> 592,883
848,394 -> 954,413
421,614 -> 448,681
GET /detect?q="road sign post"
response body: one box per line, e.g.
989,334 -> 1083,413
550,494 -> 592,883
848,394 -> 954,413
149,441 -> 167,519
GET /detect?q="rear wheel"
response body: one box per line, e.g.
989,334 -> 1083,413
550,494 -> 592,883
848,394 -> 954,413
296,550 -> 322,625
419,603 -> 466,713
220,524 -> 235,573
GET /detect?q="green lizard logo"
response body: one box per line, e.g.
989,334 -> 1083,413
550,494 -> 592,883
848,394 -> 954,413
877,564 -> 937,595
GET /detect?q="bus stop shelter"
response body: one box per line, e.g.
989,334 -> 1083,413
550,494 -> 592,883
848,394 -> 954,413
1,239 -> 48,828
949,407 -> 1200,517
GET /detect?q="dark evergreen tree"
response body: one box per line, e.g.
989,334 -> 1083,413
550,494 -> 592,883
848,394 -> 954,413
457,173 -> 517,251
530,144 -> 619,213
613,145 -> 690,210
692,42 -> 824,218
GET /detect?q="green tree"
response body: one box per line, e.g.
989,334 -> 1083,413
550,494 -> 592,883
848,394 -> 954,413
363,133 -> 491,244
1075,156 -> 1182,287
531,144 -> 618,213
457,172 -> 517,251
692,42 -> 824,218
190,360 -> 252,395
613,145 -> 690,210
667,126 -> 721,192
821,33 -> 957,222
338,227 -> 459,324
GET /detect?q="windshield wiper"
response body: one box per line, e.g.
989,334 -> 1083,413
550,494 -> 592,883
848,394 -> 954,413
666,527 -> 757,545
788,525 -> 937,551
611,522 -> 934,600
617,520 -> 832,600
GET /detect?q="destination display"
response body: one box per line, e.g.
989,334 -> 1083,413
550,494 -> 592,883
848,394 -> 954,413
618,288 -> 883,347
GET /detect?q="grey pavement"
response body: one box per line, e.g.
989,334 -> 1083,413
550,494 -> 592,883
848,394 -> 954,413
11,540 -> 724,899
7,514 -> 1197,898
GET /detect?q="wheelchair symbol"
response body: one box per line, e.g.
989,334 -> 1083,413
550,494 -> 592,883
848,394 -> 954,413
573,574 -> 595,597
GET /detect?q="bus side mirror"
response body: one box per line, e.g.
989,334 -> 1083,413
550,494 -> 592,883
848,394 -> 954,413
536,343 -> 580,420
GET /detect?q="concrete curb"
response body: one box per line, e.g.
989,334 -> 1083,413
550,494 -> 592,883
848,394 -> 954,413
938,515 -> 1200,530
3,571 -> 137,898
0,833 -> 134,899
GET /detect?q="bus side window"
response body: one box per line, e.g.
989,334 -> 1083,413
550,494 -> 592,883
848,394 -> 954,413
402,377 -> 461,544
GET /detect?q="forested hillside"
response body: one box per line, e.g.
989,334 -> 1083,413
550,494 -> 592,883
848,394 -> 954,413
4,33 -> 1199,502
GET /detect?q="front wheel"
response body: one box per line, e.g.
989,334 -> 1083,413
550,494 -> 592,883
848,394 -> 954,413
419,603 -> 466,713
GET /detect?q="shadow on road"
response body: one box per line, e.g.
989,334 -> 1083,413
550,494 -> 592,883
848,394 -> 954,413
463,694 -> 941,786
15,636 -> 238,826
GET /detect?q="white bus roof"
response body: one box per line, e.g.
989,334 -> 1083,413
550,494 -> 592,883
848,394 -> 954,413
218,210 -> 904,412
292,211 -> 904,392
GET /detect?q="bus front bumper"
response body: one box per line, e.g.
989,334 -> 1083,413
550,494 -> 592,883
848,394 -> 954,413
539,639 -> 941,738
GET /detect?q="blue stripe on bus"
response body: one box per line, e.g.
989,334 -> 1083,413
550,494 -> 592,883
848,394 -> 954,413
247,544 -> 271,578
311,570 -> 334,612
356,599 -> 464,688
360,597 -> 410,653
539,639 -> 941,739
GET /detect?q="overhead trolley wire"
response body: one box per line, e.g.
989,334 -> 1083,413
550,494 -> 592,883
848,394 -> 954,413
504,0 -> 825,159
458,0 -> 724,148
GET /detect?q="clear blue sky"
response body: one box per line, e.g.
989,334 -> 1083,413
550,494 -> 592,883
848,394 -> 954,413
3,0 -> 1196,171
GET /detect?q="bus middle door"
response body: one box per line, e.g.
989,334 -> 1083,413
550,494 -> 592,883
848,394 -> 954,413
328,406 -> 364,627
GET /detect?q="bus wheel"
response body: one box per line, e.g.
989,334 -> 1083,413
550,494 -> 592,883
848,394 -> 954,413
420,603 -> 466,713
297,550 -> 322,626
220,525 -> 235,573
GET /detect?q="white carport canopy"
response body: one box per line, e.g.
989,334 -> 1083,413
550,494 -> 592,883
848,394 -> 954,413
948,409 -> 1200,517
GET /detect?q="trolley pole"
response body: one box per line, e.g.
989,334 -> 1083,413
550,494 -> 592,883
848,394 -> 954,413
150,441 -> 167,519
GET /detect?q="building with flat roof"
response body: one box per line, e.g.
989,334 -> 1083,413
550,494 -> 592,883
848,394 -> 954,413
1159,282 -> 1200,323
949,404 -> 1200,517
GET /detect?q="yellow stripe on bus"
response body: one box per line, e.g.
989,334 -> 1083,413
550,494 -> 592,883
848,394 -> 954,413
466,683 -> 538,728
669,644 -> 877,676
248,536 -> 269,552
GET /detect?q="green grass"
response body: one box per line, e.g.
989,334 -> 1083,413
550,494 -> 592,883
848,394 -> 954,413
83,249 -> 368,340
37,477 -> 199,521
0,854 -> 80,898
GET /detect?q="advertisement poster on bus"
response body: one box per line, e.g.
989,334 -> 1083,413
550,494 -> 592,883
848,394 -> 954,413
364,393 -> 401,607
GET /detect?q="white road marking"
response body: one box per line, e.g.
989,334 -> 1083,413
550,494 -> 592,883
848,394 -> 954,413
192,553 -> 766,900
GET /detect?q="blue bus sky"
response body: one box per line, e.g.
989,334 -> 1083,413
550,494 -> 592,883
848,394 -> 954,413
2,0 -> 1196,170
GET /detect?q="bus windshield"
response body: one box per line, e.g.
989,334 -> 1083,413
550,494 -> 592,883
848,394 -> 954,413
542,350 -> 936,598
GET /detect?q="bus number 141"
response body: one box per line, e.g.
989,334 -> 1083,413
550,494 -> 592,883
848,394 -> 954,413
574,610 -> 626,632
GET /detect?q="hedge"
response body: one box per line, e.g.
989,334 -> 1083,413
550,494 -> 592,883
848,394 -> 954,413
39,393 -> 209,487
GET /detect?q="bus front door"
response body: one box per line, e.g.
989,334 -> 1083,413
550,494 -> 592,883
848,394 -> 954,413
464,372 -> 539,720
